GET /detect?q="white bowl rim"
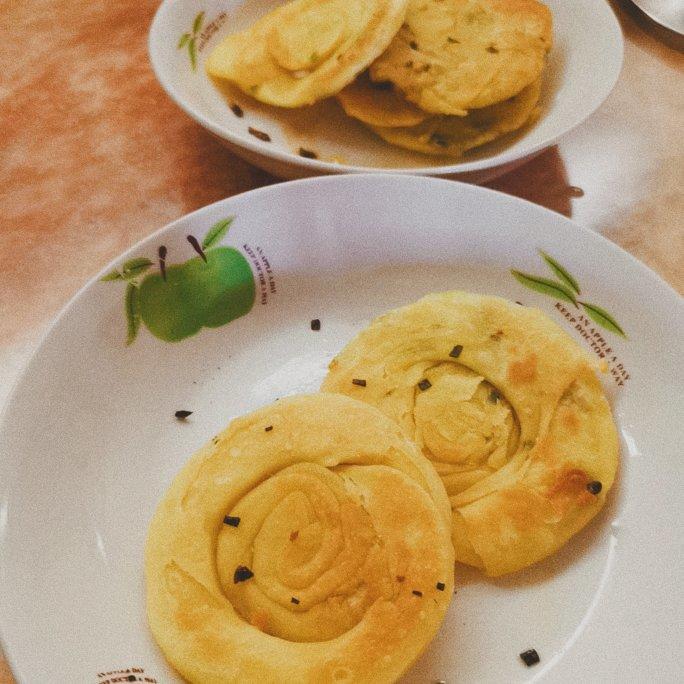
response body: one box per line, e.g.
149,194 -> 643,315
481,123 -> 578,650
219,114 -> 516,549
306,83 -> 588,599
148,0 -> 625,177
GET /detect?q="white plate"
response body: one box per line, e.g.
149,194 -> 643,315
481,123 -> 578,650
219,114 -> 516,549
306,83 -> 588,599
0,176 -> 681,683
148,0 -> 623,182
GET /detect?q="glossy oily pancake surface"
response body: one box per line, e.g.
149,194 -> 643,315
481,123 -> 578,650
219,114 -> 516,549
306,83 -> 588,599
369,78 -> 540,156
205,0 -> 410,107
322,292 -> 619,576
370,0 -> 552,114
145,393 -> 454,683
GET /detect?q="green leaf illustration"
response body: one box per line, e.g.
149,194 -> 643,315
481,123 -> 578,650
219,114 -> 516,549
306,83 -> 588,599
178,32 -> 190,49
539,250 -> 581,294
202,217 -> 234,250
193,11 -> 205,34
122,257 -> 153,280
100,269 -> 123,282
511,270 -> 578,306
188,37 -> 197,71
125,283 -> 141,346
579,301 -> 626,338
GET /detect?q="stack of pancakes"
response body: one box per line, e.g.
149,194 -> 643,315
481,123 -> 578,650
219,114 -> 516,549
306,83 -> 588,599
206,0 -> 552,157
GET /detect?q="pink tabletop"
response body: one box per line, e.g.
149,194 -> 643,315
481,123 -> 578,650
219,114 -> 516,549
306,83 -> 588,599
0,0 -> 682,680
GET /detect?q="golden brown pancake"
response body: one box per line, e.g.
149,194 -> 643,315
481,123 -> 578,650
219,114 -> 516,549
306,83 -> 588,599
146,393 -> 454,682
205,0 -> 410,107
368,77 -> 541,156
323,292 -> 619,576
370,0 -> 552,115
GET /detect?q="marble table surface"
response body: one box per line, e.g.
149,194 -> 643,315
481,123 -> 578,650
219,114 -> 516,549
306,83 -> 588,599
0,0 -> 681,681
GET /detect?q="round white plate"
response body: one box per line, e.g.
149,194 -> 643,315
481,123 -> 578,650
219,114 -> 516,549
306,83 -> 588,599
149,0 -> 623,182
0,176 -> 681,683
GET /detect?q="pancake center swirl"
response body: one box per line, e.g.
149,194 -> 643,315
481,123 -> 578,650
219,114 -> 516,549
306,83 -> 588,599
411,364 -> 519,495
216,463 -> 394,641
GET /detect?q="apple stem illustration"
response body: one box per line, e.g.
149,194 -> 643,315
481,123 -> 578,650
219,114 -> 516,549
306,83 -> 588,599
100,216 -> 254,345
187,235 -> 208,263
158,245 -> 167,281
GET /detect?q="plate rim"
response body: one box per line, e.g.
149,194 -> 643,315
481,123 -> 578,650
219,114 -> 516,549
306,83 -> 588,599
147,0 -> 625,177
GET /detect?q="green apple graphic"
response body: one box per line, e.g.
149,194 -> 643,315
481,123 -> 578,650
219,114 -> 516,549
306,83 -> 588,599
100,217 -> 256,344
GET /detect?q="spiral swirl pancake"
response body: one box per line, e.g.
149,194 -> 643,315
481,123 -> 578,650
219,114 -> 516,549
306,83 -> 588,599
322,292 -> 619,576
145,394 -> 454,683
